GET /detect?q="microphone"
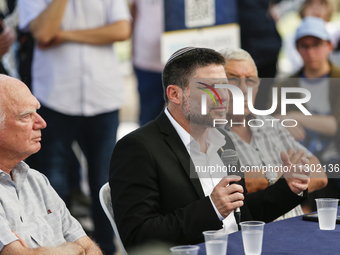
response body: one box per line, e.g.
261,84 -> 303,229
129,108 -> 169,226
220,149 -> 241,230
220,149 -> 239,169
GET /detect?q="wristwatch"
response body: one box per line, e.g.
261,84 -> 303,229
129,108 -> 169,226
266,171 -> 277,186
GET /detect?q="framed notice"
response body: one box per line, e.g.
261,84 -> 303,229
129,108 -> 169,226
161,0 -> 240,63
164,0 -> 238,31
161,23 -> 240,64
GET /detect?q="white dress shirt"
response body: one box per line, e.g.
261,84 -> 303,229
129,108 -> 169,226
130,0 -> 164,72
18,0 -> 131,116
165,108 -> 238,234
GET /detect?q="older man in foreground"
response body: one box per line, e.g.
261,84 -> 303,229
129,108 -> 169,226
0,75 -> 102,255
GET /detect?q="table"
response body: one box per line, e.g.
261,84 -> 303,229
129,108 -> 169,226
198,207 -> 340,255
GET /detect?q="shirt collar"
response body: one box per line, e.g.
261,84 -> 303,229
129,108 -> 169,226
0,161 -> 29,189
206,128 -> 227,150
164,108 -> 226,153
164,108 -> 191,147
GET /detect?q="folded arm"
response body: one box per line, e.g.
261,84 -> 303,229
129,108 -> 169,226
29,0 -> 131,48
0,240 -> 85,255
0,236 -> 101,255
75,236 -> 102,255
39,20 -> 131,49
29,0 -> 68,45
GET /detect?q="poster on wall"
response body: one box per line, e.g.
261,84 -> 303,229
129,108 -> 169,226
161,0 -> 240,63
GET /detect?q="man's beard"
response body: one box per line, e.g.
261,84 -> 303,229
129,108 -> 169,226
182,90 -> 228,128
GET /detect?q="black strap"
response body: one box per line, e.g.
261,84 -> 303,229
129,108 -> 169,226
216,127 -> 244,178
0,62 -> 8,75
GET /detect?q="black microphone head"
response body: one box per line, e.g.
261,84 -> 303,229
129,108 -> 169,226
220,149 -> 239,167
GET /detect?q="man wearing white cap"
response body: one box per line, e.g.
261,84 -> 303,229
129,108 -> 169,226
273,16 -> 340,212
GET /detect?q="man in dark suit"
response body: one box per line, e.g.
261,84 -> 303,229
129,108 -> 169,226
109,47 -> 310,250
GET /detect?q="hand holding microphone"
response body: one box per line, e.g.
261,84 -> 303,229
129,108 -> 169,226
210,175 -> 244,219
220,149 -> 242,230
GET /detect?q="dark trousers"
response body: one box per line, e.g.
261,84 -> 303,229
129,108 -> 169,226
36,105 -> 119,254
254,58 -> 278,110
135,67 -> 164,126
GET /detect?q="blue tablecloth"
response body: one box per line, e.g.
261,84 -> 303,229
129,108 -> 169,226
198,208 -> 340,255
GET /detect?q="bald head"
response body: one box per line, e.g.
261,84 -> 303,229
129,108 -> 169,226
0,75 -> 46,168
0,75 -> 34,129
0,74 -> 32,101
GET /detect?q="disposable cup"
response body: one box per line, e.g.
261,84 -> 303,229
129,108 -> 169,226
240,221 -> 265,255
170,245 -> 199,255
203,230 -> 228,255
315,198 -> 339,230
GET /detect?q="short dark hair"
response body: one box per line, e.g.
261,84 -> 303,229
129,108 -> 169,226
162,47 -> 226,103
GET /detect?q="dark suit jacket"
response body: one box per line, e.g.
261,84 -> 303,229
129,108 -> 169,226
109,112 -> 306,249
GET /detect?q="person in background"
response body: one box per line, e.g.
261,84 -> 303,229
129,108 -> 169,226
273,16 -> 340,212
130,0 -> 165,126
109,47 -> 310,250
0,0 -> 16,75
219,47 -> 327,218
284,0 -> 340,73
238,0 -> 282,110
0,74 -> 102,255
18,0 -> 131,254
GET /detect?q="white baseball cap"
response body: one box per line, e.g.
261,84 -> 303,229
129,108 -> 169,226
295,16 -> 331,42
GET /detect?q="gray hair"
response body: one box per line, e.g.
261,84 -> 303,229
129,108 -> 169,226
219,47 -> 257,73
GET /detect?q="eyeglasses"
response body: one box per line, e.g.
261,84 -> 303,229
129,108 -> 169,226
228,77 -> 261,88
297,40 -> 328,51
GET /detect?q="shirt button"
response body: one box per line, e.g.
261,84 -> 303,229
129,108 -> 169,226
0,173 -> 6,177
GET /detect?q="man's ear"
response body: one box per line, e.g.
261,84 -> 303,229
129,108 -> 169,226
167,85 -> 182,105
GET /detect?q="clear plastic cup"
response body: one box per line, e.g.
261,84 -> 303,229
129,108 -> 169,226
170,245 -> 199,255
240,221 -> 265,255
203,230 -> 228,255
315,198 -> 339,230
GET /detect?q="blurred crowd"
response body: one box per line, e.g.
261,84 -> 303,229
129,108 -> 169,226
1,0 -> 340,254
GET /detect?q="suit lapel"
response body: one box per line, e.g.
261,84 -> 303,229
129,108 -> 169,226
155,112 -> 250,224
156,112 -> 205,198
